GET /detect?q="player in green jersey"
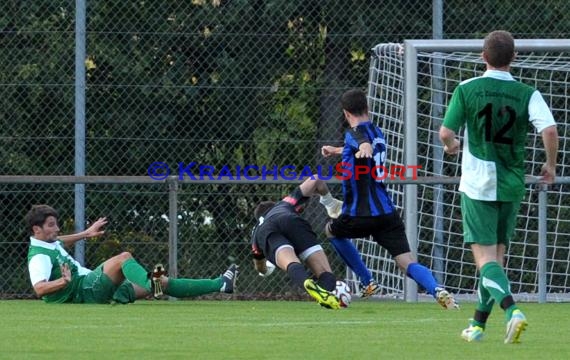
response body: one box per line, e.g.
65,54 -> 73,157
26,204 -> 238,304
439,30 -> 558,344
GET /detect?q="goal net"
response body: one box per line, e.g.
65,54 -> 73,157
350,40 -> 570,302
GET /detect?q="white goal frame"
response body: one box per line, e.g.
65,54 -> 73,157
363,39 -> 570,303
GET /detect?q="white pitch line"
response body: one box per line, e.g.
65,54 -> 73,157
256,320 -> 378,327
194,317 -> 456,328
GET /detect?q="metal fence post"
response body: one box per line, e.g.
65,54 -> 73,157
404,41 -> 419,302
167,176 -> 179,288
73,0 -> 87,265
431,0 -> 445,282
538,183 -> 548,303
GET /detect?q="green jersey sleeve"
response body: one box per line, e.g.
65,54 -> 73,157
443,86 -> 466,132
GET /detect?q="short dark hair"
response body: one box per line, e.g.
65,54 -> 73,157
340,89 -> 368,116
483,30 -> 515,68
25,205 -> 58,234
254,201 -> 275,220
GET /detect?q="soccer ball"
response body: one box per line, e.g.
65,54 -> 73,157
333,280 -> 352,308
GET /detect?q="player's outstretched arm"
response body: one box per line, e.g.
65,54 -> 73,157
439,126 -> 460,155
321,145 -> 343,157
32,263 -> 71,297
540,125 -> 558,184
59,217 -> 108,246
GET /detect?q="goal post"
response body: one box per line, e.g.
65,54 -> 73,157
359,39 -> 570,303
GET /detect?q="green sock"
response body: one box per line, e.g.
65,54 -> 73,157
164,277 -> 223,298
480,261 -> 512,306
505,305 -> 520,321
472,280 -> 494,329
121,258 -> 151,292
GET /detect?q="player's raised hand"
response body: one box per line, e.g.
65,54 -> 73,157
539,163 -> 556,184
356,142 -> 373,158
60,263 -> 71,284
321,145 -> 334,157
84,217 -> 108,238
443,139 -> 460,155
321,145 -> 340,157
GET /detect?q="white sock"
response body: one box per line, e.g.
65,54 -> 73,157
319,192 -> 336,207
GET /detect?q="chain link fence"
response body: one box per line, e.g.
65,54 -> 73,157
1,1 -> 570,299
1,180 -> 345,299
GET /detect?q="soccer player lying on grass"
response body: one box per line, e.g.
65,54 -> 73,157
26,204 -> 238,304
251,177 -> 345,309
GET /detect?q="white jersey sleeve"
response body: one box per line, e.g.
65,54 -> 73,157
529,90 -> 556,132
28,254 -> 53,286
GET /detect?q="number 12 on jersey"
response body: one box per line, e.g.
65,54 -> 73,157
373,150 -> 386,181
478,103 -> 515,144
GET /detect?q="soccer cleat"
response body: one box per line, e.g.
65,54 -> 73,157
461,323 -> 485,342
220,264 -> 239,294
150,263 -> 167,299
326,199 -> 343,219
435,287 -> 460,309
303,279 -> 341,310
504,309 -> 528,344
360,280 -> 381,298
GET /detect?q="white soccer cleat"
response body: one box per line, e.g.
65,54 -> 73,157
504,309 -> 528,344
461,324 -> 484,342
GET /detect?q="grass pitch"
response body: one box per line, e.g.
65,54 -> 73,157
1,299 -> 569,359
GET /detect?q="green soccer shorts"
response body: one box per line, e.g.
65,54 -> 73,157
79,263 -> 116,303
79,264 -> 135,304
460,193 -> 521,246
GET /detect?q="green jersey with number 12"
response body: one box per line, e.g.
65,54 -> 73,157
443,70 -> 555,201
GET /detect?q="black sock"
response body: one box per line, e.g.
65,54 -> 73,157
500,295 -> 515,311
317,272 -> 336,292
473,310 -> 490,326
286,262 -> 308,289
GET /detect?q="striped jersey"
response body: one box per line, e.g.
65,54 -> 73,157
340,121 -> 396,216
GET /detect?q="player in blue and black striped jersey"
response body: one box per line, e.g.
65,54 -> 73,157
337,121 -> 394,216
322,89 -> 458,309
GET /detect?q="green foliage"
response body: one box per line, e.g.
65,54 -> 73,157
2,0 -> 570,299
